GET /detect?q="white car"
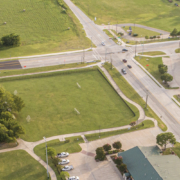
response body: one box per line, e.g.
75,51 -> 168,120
58,159 -> 69,165
62,165 -> 73,171
68,176 -> 79,180
57,152 -> 69,158
101,41 -> 105,46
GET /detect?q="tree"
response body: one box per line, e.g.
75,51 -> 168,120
59,171 -> 70,180
57,164 -> 63,174
113,141 -> 122,149
52,157 -> 60,167
177,31 -> 180,36
145,35 -> 149,39
103,144 -> 111,151
170,28 -> 178,37
158,65 -> 167,74
47,147 -> 56,158
1,33 -> 20,47
161,73 -> 173,83
13,94 -> 25,112
156,132 -> 176,150
95,147 -> 105,161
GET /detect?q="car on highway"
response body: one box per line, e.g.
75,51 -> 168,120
57,152 -> 69,158
127,65 -> 132,68
123,59 -> 127,63
62,165 -> 74,171
68,176 -> 79,180
122,49 -> 128,52
121,68 -> 127,74
58,159 -> 70,165
101,41 -> 105,46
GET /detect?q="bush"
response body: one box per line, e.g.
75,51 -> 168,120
117,163 -> 127,173
103,144 -> 112,151
1,33 -> 20,47
145,35 -> 149,39
106,149 -> 120,155
153,35 -> 156,39
113,141 -> 122,149
114,156 -> 123,165
133,33 -> 138,37
64,139 -> 70,143
150,36 -> 154,39
95,147 -> 106,161
118,32 -> 124,36
129,121 -> 136,126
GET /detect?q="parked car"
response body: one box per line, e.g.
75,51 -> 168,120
101,41 -> 105,46
127,65 -> 132,68
122,48 -> 128,52
68,176 -> 79,180
121,68 -> 127,74
123,59 -> 127,63
58,159 -> 69,165
57,152 -> 69,158
62,165 -> 73,171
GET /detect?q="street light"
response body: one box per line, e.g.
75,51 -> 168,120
43,137 -> 49,179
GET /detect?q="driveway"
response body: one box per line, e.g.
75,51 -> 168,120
68,127 -> 161,180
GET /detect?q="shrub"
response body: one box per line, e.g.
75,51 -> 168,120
64,139 -> 70,143
145,35 -> 149,39
153,35 -> 156,39
150,36 -> 154,39
113,141 -> 122,149
106,149 -> 120,155
114,156 -> 123,165
1,33 -> 20,47
130,121 -> 136,126
103,144 -> 112,151
118,32 -> 124,36
133,33 -> 138,37
117,163 -> 127,173
95,147 -> 106,161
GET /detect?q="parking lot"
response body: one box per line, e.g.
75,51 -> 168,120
67,127 -> 161,180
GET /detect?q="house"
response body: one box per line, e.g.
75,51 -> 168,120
118,146 -> 180,180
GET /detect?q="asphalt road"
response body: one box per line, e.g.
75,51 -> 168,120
0,60 -> 22,70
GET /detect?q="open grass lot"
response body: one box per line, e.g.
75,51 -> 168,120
0,150 -> 47,180
103,63 -> 167,131
74,0 -> 180,31
123,26 -> 159,37
0,0 -> 91,58
85,120 -> 154,141
0,69 -> 136,141
138,51 -> 166,56
34,136 -> 83,180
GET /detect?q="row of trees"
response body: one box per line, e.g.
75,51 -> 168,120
170,28 -> 180,37
0,87 -> 25,142
47,147 -> 69,180
0,33 -> 20,47
158,64 -> 173,83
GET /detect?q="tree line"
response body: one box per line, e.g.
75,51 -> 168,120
0,87 -> 25,142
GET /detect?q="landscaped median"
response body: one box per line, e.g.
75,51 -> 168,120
85,120 -> 154,142
34,136 -> 83,180
103,63 -> 167,131
138,51 -> 166,56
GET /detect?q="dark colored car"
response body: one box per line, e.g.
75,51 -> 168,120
122,49 -> 128,52
123,59 -> 127,63
121,68 -> 127,74
127,65 -> 132,68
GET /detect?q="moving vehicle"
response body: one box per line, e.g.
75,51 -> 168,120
57,152 -> 69,158
58,159 -> 70,165
101,41 -> 105,46
62,165 -> 73,171
122,48 -> 128,52
121,68 -> 127,74
127,65 -> 132,68
123,59 -> 127,63
68,176 -> 79,180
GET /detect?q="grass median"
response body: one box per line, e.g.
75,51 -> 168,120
85,120 -> 154,141
103,63 -> 167,131
138,51 -> 166,56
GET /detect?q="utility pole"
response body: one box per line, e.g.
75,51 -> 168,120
43,137 -> 49,179
145,90 -> 149,109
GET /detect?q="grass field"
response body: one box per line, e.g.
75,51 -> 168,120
0,69 -> 137,141
85,120 -> 154,141
123,26 -> 160,37
34,136 -> 83,180
0,150 -> 47,180
74,0 -> 180,32
0,0 -> 91,58
175,48 -> 180,53
138,51 -> 166,56
103,63 -> 167,131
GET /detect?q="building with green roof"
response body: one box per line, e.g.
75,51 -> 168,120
118,146 -> 180,180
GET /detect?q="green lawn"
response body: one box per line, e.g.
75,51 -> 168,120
123,26 -> 159,37
85,120 -> 154,141
103,63 -> 167,131
0,61 -> 99,77
0,150 -> 48,180
0,0 -> 91,58
163,143 -> 180,158
34,136 -> 83,180
74,0 -> 180,32
0,69 -> 137,141
175,48 -> 180,53
138,51 -> 166,56
103,30 -> 118,43
174,95 -> 180,103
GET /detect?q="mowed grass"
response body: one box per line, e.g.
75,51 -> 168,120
1,70 -> 135,141
123,26 -> 160,37
0,0 -> 91,58
138,51 -> 166,56
0,150 -> 47,180
74,0 -> 180,31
